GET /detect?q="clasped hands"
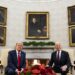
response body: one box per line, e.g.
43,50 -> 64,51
61,65 -> 67,71
16,68 -> 24,75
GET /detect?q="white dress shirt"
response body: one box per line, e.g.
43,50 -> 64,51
16,50 -> 21,58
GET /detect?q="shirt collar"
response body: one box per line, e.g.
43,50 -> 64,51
16,50 -> 21,54
56,50 -> 62,53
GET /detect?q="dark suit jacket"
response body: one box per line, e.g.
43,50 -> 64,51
7,50 -> 26,71
48,50 -> 71,73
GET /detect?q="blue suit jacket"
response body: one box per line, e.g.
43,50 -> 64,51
7,50 -> 26,71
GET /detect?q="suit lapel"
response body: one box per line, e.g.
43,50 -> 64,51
55,51 -> 57,60
21,52 -> 23,64
14,50 -> 18,65
60,51 -> 64,62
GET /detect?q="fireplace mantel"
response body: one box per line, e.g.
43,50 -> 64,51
23,46 -> 54,49
23,46 -> 54,59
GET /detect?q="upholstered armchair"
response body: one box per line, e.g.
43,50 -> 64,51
63,48 -> 75,75
0,48 -> 11,75
58,48 -> 75,75
0,48 -> 11,67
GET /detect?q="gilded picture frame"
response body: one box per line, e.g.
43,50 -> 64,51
69,26 -> 75,46
0,27 -> 6,46
25,12 -> 49,39
0,6 -> 7,25
68,6 -> 75,25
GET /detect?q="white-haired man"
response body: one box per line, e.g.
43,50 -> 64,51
48,42 -> 71,75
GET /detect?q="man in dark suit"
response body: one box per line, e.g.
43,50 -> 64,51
48,42 -> 71,75
5,43 -> 26,75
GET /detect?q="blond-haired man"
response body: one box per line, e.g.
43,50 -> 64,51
5,43 -> 26,75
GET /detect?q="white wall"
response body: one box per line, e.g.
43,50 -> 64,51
0,0 -> 75,56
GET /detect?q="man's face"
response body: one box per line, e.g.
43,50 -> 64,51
32,18 -> 36,23
55,44 -> 61,51
16,43 -> 23,51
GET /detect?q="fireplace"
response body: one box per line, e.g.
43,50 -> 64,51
23,46 -> 54,66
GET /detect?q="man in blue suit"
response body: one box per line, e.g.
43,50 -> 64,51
48,42 -> 71,75
5,42 -> 26,75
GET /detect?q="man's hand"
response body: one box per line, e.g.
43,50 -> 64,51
16,69 -> 20,75
61,65 -> 67,71
21,68 -> 24,73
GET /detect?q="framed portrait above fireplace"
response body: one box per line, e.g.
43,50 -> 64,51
25,12 -> 49,39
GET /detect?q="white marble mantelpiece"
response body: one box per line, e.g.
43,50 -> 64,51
23,46 -> 54,59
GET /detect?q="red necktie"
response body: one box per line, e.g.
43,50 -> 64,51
18,51 -> 21,71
